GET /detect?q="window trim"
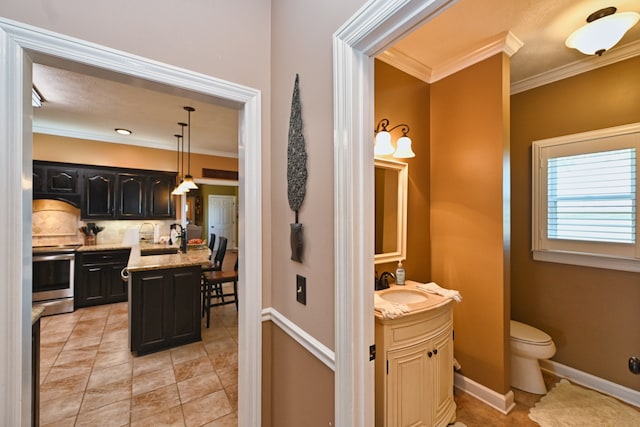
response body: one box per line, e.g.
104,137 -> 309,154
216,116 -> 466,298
532,122 -> 640,272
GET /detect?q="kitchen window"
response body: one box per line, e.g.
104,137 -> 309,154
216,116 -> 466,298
532,122 -> 640,272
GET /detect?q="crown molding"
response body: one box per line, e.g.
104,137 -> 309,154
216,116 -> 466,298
431,31 -> 523,82
378,31 -> 522,84
511,39 -> 640,94
377,48 -> 432,82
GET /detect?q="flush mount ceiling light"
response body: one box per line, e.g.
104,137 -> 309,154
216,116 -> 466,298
374,118 -> 415,158
565,7 -> 640,56
114,128 -> 132,135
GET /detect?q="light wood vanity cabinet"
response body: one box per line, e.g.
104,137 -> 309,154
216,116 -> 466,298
375,298 -> 456,427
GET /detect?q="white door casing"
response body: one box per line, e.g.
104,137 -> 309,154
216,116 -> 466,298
0,17 -> 262,426
332,1 -> 456,425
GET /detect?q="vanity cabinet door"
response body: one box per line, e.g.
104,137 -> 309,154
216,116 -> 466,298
386,342 -> 432,426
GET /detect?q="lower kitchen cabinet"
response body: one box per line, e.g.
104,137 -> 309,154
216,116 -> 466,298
129,265 -> 201,356
375,298 -> 456,427
75,249 -> 131,308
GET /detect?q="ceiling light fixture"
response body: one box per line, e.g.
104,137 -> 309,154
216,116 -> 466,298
115,128 -> 132,135
565,7 -> 640,56
374,118 -> 415,158
181,106 -> 198,190
171,124 -> 187,195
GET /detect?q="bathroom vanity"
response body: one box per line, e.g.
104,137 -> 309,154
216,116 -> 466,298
375,286 -> 456,427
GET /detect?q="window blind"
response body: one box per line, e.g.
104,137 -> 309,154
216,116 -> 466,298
547,148 -> 636,243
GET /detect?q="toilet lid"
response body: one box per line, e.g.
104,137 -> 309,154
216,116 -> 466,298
510,320 -> 552,344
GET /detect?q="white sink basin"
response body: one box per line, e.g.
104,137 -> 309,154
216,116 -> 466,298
379,288 -> 428,304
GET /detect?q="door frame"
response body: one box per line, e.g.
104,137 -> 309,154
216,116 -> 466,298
0,18 -> 262,426
332,0 -> 456,425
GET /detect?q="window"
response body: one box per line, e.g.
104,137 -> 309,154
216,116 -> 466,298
532,123 -> 640,272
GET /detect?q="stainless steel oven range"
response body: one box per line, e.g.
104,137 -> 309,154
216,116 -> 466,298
32,245 -> 80,316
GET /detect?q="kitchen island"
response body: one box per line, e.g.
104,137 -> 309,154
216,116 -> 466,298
125,245 -> 210,356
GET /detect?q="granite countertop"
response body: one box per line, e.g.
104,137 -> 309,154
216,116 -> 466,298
126,245 -> 211,272
77,242 -> 180,252
32,306 -> 45,325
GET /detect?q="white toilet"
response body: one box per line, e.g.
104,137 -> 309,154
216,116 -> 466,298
510,320 -> 556,394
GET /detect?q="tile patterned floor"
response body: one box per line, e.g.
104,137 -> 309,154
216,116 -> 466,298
38,301 -> 238,426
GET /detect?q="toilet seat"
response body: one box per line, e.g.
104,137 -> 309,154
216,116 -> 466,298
510,320 -> 553,346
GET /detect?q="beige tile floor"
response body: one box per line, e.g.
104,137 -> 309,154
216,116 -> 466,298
38,300 -> 238,426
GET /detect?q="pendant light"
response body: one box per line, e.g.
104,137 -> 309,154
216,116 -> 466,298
171,122 -> 188,195
181,106 -> 198,190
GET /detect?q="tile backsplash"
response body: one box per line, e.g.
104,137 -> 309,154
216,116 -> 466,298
32,199 -> 176,246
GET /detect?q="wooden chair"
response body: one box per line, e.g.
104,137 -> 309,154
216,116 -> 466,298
201,258 -> 238,328
207,233 -> 216,259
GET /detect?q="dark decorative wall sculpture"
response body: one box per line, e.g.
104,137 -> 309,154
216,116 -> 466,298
287,74 -> 308,263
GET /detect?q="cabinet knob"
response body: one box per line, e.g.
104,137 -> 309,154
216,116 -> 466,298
427,351 -> 433,358
433,349 -> 438,355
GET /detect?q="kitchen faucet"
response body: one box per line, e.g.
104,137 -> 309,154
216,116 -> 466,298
170,223 -> 187,253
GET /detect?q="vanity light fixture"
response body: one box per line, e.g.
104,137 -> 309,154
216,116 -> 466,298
565,7 -> 640,56
181,106 -> 199,190
374,118 -> 415,158
115,128 -> 132,135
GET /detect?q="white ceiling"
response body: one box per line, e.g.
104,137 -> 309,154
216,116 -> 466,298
32,0 -> 640,155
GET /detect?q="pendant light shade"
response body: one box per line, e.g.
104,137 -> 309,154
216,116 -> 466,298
393,135 -> 415,158
566,7 -> 640,56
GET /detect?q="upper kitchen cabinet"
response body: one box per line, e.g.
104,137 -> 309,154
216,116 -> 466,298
118,173 -> 147,219
148,175 -> 176,219
33,161 -> 82,207
83,169 -> 117,219
33,161 -> 177,220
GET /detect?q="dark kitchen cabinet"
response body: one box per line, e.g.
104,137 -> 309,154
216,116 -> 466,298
83,170 -> 117,219
33,161 -> 82,207
118,173 -> 147,219
129,265 -> 201,355
148,174 -> 176,218
75,249 -> 131,308
31,316 -> 40,427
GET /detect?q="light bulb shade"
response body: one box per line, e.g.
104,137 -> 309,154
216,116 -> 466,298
393,136 -> 415,158
182,175 -> 198,190
374,131 -> 395,155
171,181 -> 186,195
566,12 -> 639,55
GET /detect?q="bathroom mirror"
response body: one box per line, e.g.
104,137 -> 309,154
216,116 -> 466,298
374,158 -> 407,264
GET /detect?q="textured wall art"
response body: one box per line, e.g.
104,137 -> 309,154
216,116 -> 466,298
287,74 -> 308,263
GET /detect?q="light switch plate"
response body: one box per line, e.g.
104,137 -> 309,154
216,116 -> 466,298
296,274 -> 306,305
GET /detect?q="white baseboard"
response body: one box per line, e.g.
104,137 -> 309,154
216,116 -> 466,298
454,372 -> 516,414
540,360 -> 640,408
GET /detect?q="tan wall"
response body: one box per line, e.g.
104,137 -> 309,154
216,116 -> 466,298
265,322 -> 335,426
511,57 -> 640,390
431,54 -> 511,394
374,60 -> 431,282
33,133 -> 238,176
267,0 -> 366,423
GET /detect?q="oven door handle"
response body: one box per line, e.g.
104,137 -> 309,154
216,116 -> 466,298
120,267 -> 129,282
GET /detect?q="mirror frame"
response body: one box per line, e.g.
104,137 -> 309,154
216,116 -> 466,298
374,157 -> 408,264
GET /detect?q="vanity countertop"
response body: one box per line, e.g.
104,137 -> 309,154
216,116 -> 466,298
375,281 -> 450,321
